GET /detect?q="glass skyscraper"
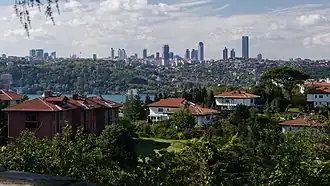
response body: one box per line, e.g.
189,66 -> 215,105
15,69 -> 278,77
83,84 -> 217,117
242,36 -> 249,59
198,42 -> 204,61
162,45 -> 170,65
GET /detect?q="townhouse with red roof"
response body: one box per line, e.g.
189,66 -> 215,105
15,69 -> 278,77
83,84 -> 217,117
0,89 -> 22,108
147,98 -> 218,124
3,91 -> 122,139
214,90 -> 260,110
279,118 -> 326,133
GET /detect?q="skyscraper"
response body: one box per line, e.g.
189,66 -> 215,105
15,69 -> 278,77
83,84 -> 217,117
44,52 -> 49,60
191,49 -> 195,60
118,48 -> 121,59
156,52 -> 160,60
198,42 -> 204,61
169,52 -> 174,59
242,36 -> 249,59
195,50 -> 198,61
29,49 -> 36,58
93,54 -> 97,61
230,49 -> 235,59
223,47 -> 228,60
35,49 -> 44,60
257,53 -> 262,61
143,49 -> 147,59
51,52 -> 56,59
162,45 -> 170,66
110,48 -> 115,59
185,49 -> 190,59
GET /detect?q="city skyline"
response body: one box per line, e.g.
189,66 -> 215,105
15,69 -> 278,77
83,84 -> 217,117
0,1 -> 330,59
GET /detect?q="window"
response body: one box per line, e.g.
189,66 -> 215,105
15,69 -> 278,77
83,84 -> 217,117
158,108 -> 164,112
25,113 -> 39,129
206,115 -> 210,120
250,99 -> 253,103
225,99 -> 230,103
319,95 -> 324,98
315,95 -> 317,98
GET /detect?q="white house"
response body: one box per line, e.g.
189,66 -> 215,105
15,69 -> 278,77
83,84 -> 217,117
303,83 -> 330,108
214,91 -> 260,110
279,118 -> 325,133
147,98 -> 218,124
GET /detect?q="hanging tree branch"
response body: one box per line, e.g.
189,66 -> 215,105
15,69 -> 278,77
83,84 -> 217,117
14,0 -> 61,37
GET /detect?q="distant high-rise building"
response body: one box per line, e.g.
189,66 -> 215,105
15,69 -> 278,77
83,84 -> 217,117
134,53 -> 138,59
198,42 -> 204,61
110,48 -> 115,59
257,53 -> 262,61
43,52 -> 49,60
230,49 -> 235,59
156,52 -> 160,60
223,47 -> 228,60
51,52 -> 56,59
242,36 -> 249,59
162,45 -> 170,66
185,49 -> 190,59
169,52 -> 174,59
2,54 -> 6,59
191,49 -> 195,60
29,49 -> 36,58
92,54 -> 97,61
122,49 -> 127,59
118,48 -> 122,59
195,50 -> 198,61
143,49 -> 147,59
35,49 -> 44,60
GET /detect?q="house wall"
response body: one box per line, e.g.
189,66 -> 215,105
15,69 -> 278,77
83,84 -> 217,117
148,107 -> 181,122
307,93 -> 330,107
281,125 -> 325,133
195,115 -> 215,125
8,110 -> 74,139
215,97 -> 257,110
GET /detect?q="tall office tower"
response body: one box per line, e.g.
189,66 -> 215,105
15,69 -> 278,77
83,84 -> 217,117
134,53 -> 138,59
93,54 -> 97,61
143,49 -> 147,59
29,49 -> 36,58
162,45 -> 170,66
43,53 -> 49,60
198,42 -> 204,61
185,49 -> 190,59
191,49 -> 195,60
122,49 -> 127,59
35,49 -> 44,60
223,47 -> 228,60
51,52 -> 56,59
169,52 -> 174,59
156,52 -> 160,60
110,48 -> 115,59
118,48 -> 122,59
230,49 -> 235,59
195,50 -> 198,61
242,36 -> 249,59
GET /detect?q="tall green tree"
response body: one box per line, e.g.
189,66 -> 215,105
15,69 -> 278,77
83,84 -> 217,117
123,95 -> 147,121
206,90 -> 215,108
171,108 -> 196,132
261,66 -> 309,102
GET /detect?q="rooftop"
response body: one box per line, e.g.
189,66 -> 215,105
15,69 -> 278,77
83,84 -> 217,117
0,90 -> 22,101
215,91 -> 260,98
168,104 -> 218,115
279,118 -> 325,127
148,98 -> 185,107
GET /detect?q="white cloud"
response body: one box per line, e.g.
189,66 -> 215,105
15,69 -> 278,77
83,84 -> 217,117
0,1 -> 330,60
297,14 -> 328,26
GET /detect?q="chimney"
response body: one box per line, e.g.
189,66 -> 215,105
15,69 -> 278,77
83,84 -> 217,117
72,94 -> 79,100
43,90 -> 51,98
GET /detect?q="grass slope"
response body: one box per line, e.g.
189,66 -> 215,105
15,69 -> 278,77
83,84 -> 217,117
135,138 -> 188,156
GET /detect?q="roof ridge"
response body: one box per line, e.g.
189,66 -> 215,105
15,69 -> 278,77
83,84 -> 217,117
38,98 -> 55,111
1,90 -> 13,100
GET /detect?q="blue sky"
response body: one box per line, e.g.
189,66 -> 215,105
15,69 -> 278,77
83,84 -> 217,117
0,0 -> 330,59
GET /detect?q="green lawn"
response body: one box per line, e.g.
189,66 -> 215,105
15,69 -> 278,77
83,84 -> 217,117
287,108 -> 303,113
135,138 -> 188,156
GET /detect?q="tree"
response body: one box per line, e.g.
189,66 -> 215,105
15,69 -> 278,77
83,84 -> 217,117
261,66 -> 309,102
206,90 -> 215,108
144,95 -> 153,105
14,0 -> 60,37
123,95 -> 147,121
171,108 -> 196,131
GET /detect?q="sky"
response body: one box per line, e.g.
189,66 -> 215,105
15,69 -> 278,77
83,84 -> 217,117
0,0 -> 330,60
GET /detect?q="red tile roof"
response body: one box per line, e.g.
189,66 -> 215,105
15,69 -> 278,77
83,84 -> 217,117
168,104 -> 218,115
0,90 -> 22,101
215,91 -> 259,98
148,98 -> 185,107
88,97 -> 123,108
279,118 -> 325,127
3,98 -> 75,112
305,81 -> 330,88
44,96 -> 67,102
68,97 -> 100,110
